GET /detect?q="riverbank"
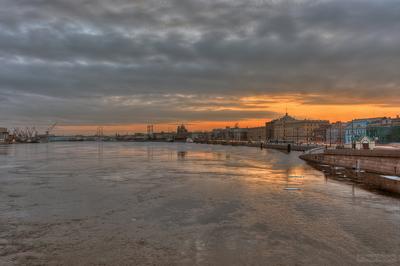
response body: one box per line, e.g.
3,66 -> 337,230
300,149 -> 400,194
195,140 -> 320,151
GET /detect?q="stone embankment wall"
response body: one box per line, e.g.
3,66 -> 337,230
195,140 -> 319,151
362,174 -> 400,194
300,149 -> 400,176
300,149 -> 400,194
264,143 -> 319,151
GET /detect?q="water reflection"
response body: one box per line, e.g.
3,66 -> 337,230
147,145 -> 154,160
309,162 -> 400,198
0,144 -> 10,155
0,142 -> 399,265
97,141 -> 103,162
177,151 -> 187,160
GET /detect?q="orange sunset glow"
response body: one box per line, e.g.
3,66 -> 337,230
55,100 -> 399,135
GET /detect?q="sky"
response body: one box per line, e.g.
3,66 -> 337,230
1,0 -> 399,134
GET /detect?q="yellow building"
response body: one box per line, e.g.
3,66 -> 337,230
247,126 -> 266,142
266,113 -> 329,143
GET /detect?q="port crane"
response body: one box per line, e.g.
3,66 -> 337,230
11,127 -> 38,143
46,122 -> 57,136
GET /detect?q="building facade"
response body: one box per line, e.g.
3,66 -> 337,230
0,128 -> 9,143
210,127 -> 248,141
211,128 -> 227,140
247,126 -> 266,142
312,124 -> 330,143
175,124 -> 189,141
265,122 -> 274,140
344,118 -> 386,144
190,131 -> 210,141
367,117 -> 400,144
232,127 -> 248,141
325,122 -> 347,145
266,113 -> 329,143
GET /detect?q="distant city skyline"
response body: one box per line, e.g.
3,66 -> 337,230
43,110 -> 400,135
1,0 -> 399,134
4,105 -> 400,135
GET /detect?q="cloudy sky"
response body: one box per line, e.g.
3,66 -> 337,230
1,0 -> 399,133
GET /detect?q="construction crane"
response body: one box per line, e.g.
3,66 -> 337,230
26,127 -> 38,139
96,126 -> 104,141
46,122 -> 57,136
11,127 -> 38,143
147,124 -> 154,135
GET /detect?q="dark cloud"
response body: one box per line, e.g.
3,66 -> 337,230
1,0 -> 399,128
0,91 -> 277,127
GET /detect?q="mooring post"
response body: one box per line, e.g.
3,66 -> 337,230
356,159 -> 361,175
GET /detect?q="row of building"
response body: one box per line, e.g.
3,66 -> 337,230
209,113 -> 330,144
0,128 -> 8,143
2,114 -> 399,145
208,113 -> 400,145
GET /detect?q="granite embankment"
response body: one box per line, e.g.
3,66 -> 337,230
196,140 -> 319,151
300,149 -> 400,193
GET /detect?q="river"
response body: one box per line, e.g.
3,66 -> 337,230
0,142 -> 399,265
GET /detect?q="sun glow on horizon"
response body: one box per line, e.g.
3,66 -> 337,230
54,100 -> 399,135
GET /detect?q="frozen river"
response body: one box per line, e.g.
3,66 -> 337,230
0,142 -> 399,265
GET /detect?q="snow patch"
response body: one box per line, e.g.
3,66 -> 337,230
381,175 -> 400,181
